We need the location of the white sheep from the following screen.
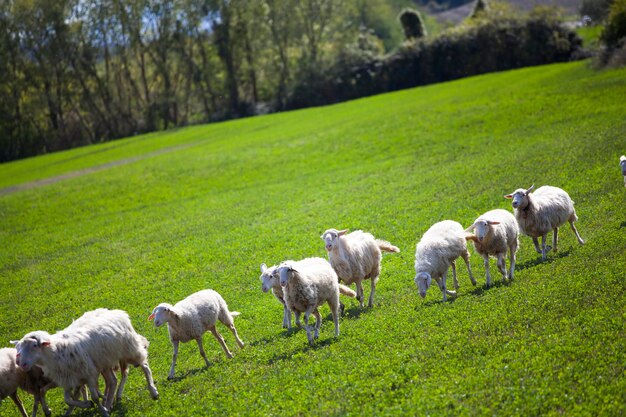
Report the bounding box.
[620,155,626,187]
[414,220,476,302]
[465,209,519,287]
[149,289,245,380]
[277,257,345,345]
[12,308,158,417]
[260,263,300,330]
[260,262,356,330]
[321,228,400,307]
[504,185,584,261]
[0,347,51,417]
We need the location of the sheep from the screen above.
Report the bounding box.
[414,220,476,302]
[504,185,584,261]
[149,289,245,380]
[0,347,52,417]
[260,263,301,330]
[12,308,158,417]
[260,262,356,330]
[321,228,400,307]
[64,308,158,407]
[620,155,626,187]
[465,209,519,287]
[277,257,349,345]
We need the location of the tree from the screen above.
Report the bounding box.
[469,0,489,19]
[398,8,426,41]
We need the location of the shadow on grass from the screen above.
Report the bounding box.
[249,327,303,347]
[267,336,339,365]
[516,248,572,271]
[620,221,626,229]
[163,365,211,383]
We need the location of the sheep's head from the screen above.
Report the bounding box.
[321,228,348,252]
[620,155,626,175]
[148,304,175,328]
[277,262,297,287]
[414,272,432,299]
[466,219,500,242]
[504,185,534,209]
[10,331,51,372]
[260,263,278,293]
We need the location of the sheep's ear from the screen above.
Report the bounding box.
[148,312,156,321]
[260,263,267,273]
[9,340,19,345]
[487,221,500,225]
[465,223,475,232]
[526,184,535,193]
[504,194,513,199]
[338,229,348,236]
[41,341,51,347]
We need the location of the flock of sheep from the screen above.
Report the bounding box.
[0,181,594,417]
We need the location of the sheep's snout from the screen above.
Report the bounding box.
[419,291,426,299]
[261,284,270,293]
[325,244,332,251]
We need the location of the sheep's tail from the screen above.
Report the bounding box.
[230,311,241,319]
[338,284,357,298]
[377,239,400,253]
[464,233,478,243]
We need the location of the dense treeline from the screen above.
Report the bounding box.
[0,0,583,162]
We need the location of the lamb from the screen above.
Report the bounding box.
[465,209,519,287]
[504,185,584,261]
[414,220,476,302]
[277,257,349,345]
[321,228,400,307]
[620,155,626,187]
[0,347,51,417]
[260,262,356,330]
[12,308,158,417]
[149,289,245,380]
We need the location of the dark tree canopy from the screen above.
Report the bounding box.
[398,8,427,40]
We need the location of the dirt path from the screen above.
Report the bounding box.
[0,143,195,197]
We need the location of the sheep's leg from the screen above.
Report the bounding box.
[139,362,159,399]
[496,253,507,281]
[209,326,234,359]
[40,382,56,417]
[196,336,213,366]
[294,311,302,328]
[368,278,377,307]
[32,391,41,417]
[483,255,492,287]
[101,368,117,412]
[443,269,457,297]
[10,392,28,417]
[115,363,129,403]
[62,387,95,413]
[63,387,82,417]
[434,277,446,302]
[509,244,517,280]
[541,234,550,261]
[569,216,585,244]
[328,296,340,337]
[303,310,315,345]
[532,237,542,254]
[227,322,245,348]
[552,228,559,253]
[168,340,179,380]
[355,280,365,307]
[282,304,291,329]
[312,308,322,339]
[450,260,459,291]
[87,383,109,417]
[461,250,476,285]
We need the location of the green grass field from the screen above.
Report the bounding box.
[1,60,625,416]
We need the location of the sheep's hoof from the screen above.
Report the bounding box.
[167,375,175,381]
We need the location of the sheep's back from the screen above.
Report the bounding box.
[336,231,381,280]
[171,290,222,341]
[415,221,467,276]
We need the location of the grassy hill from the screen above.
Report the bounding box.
[1,60,625,416]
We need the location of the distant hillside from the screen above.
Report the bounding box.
[435,0,583,24]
